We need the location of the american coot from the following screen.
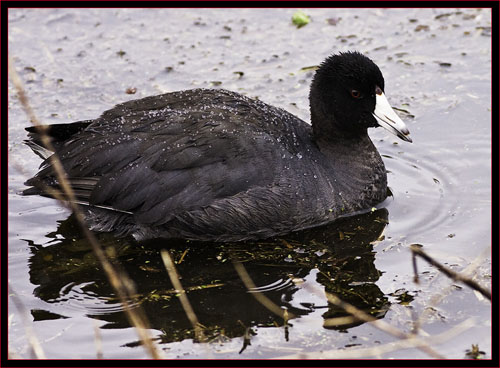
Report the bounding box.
[24,51,412,241]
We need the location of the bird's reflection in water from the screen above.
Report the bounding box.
[27,208,390,345]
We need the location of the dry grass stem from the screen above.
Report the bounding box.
[322,316,361,327]
[276,318,475,359]
[8,284,46,359]
[93,321,103,359]
[9,58,163,359]
[8,312,24,359]
[306,284,444,359]
[232,259,295,320]
[161,250,206,343]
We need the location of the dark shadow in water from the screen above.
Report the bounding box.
[26,208,390,345]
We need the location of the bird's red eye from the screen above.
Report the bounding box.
[351,90,361,99]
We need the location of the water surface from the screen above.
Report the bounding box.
[8,8,491,359]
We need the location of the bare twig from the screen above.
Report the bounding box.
[414,246,491,333]
[410,244,491,301]
[161,250,206,343]
[9,58,163,359]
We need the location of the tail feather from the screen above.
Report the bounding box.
[25,120,93,151]
[24,120,95,193]
[24,140,52,160]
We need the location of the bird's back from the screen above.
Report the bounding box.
[25,89,326,241]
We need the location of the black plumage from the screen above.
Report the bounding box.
[24,51,411,241]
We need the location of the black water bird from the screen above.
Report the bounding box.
[24,51,412,241]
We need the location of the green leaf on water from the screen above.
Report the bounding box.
[292,11,310,28]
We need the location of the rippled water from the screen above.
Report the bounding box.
[8,8,491,359]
